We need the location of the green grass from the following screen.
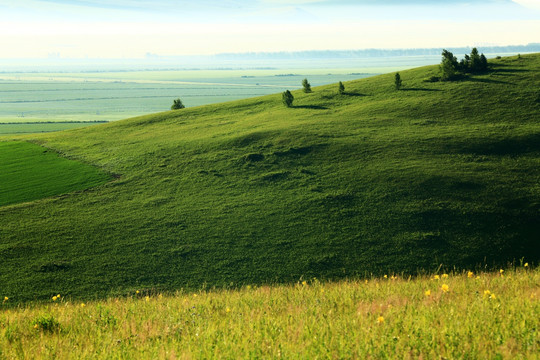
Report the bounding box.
[0,267,537,359]
[0,54,539,303]
[0,141,111,206]
[0,122,107,136]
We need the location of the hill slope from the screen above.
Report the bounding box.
[1,54,539,302]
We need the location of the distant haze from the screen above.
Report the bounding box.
[0,0,539,59]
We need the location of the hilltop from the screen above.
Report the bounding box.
[0,54,539,302]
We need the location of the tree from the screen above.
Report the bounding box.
[171,98,185,110]
[338,81,345,95]
[479,54,488,72]
[282,90,294,107]
[469,47,482,73]
[440,49,459,81]
[302,78,312,93]
[394,72,402,90]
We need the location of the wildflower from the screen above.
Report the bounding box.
[441,284,449,293]
[3,296,8,301]
[377,316,385,324]
[145,296,150,302]
[500,269,504,274]
[136,290,140,294]
[193,294,197,297]
[226,307,231,313]
[434,275,440,280]
[246,285,251,290]
[467,271,474,278]
[302,281,307,286]
[80,303,86,308]
[442,274,449,279]
[490,293,496,300]
[52,296,58,301]
[384,275,388,279]
[365,280,369,284]
[524,263,529,267]
[34,324,39,330]
[425,290,431,297]
[57,294,61,298]
[483,290,491,298]
[476,276,480,279]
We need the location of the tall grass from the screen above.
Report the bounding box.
[1,267,537,359]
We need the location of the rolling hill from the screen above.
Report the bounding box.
[1,54,539,303]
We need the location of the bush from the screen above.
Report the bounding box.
[302,78,312,93]
[32,314,61,333]
[282,90,294,107]
[338,81,345,95]
[394,72,402,90]
[171,98,185,110]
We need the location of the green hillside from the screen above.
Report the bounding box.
[1,54,539,302]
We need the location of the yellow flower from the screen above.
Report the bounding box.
[524,262,529,267]
[34,324,39,329]
[226,307,231,313]
[442,274,449,278]
[52,296,58,301]
[434,275,440,280]
[499,269,504,275]
[364,280,369,284]
[80,303,86,308]
[302,281,307,286]
[193,294,198,297]
[476,276,480,279]
[246,285,251,290]
[441,284,449,293]
[384,275,388,279]
[467,271,474,278]
[490,293,496,300]
[145,296,150,302]
[424,290,431,297]
[377,316,385,324]
[57,294,61,298]
[136,290,140,294]
[483,290,491,298]
[3,296,8,301]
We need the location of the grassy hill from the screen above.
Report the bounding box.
[1,54,539,302]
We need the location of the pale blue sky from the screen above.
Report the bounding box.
[0,0,539,58]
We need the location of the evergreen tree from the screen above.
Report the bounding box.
[171,98,185,110]
[338,81,345,95]
[440,49,459,81]
[282,90,294,107]
[394,72,402,90]
[302,78,312,93]
[480,54,488,72]
[469,47,482,73]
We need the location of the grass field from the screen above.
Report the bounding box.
[0,267,537,359]
[0,54,538,303]
[0,122,108,136]
[0,141,111,206]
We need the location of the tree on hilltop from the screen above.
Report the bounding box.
[440,49,459,81]
[338,81,345,95]
[282,90,294,107]
[302,78,312,93]
[171,98,185,110]
[394,72,402,90]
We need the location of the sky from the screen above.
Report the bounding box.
[0,0,539,58]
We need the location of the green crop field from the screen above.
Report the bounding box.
[0,54,538,304]
[0,141,111,206]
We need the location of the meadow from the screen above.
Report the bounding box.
[0,54,538,304]
[0,267,537,359]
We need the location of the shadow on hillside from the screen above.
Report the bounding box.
[465,77,510,85]
[343,92,365,97]
[401,88,442,92]
[293,105,329,110]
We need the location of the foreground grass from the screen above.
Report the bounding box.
[1,267,537,359]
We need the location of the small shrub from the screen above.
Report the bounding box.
[171,98,185,110]
[394,72,402,90]
[338,81,345,95]
[282,90,294,107]
[32,315,61,333]
[302,78,312,93]
[496,56,502,59]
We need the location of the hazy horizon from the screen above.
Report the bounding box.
[1,0,539,60]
